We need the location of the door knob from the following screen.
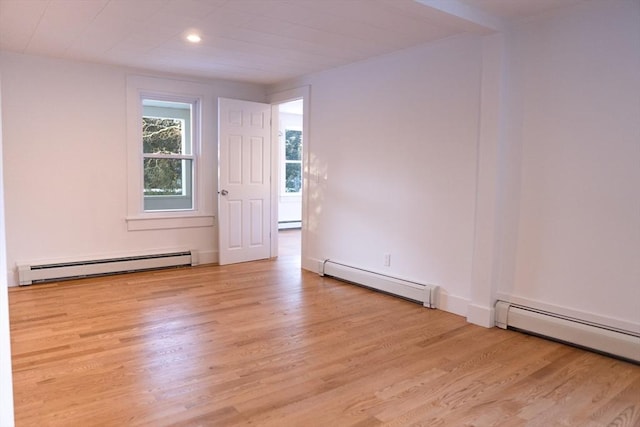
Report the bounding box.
[220,189,229,196]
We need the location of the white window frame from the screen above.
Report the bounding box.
[126,76,214,231]
[142,99,196,211]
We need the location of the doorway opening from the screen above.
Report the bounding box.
[276,99,303,259]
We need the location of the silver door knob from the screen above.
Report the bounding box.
[220,189,229,196]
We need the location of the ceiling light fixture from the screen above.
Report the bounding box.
[186,33,201,43]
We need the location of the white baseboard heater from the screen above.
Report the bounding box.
[495,301,640,364]
[320,259,438,308]
[17,251,194,286]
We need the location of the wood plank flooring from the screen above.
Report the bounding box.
[8,252,640,426]
[277,229,301,258]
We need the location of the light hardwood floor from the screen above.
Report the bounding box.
[8,248,640,426]
[277,228,301,259]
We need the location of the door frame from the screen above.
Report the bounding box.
[268,86,310,260]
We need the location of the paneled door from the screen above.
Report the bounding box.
[218,98,272,265]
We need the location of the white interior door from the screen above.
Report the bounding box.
[218,98,272,265]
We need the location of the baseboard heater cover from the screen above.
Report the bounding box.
[18,251,194,286]
[278,220,301,230]
[320,259,438,308]
[495,300,640,364]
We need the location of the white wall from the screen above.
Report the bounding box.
[499,0,640,331]
[271,1,640,330]
[0,52,266,286]
[274,35,484,315]
[0,71,15,427]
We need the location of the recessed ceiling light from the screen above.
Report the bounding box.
[186,33,201,43]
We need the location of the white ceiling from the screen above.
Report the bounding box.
[0,0,582,85]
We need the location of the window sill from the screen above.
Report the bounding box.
[126,214,215,231]
[279,194,302,201]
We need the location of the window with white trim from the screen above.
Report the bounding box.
[141,98,196,211]
[142,98,198,212]
[126,76,214,231]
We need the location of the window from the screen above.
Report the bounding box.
[283,129,302,194]
[141,98,196,211]
[126,76,214,231]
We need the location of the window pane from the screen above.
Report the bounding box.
[285,130,302,161]
[142,99,192,155]
[143,117,183,155]
[285,162,302,193]
[144,158,193,210]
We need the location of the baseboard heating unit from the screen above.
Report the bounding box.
[18,251,194,286]
[320,259,438,308]
[495,301,640,364]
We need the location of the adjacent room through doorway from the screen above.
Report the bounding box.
[277,99,303,258]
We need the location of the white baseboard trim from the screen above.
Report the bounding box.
[467,303,495,328]
[7,275,18,287]
[302,257,321,274]
[195,250,218,265]
[437,292,469,317]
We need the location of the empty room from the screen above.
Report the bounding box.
[0,0,639,425]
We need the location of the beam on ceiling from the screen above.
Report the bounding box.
[414,0,505,34]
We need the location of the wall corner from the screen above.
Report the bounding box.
[466,303,495,328]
